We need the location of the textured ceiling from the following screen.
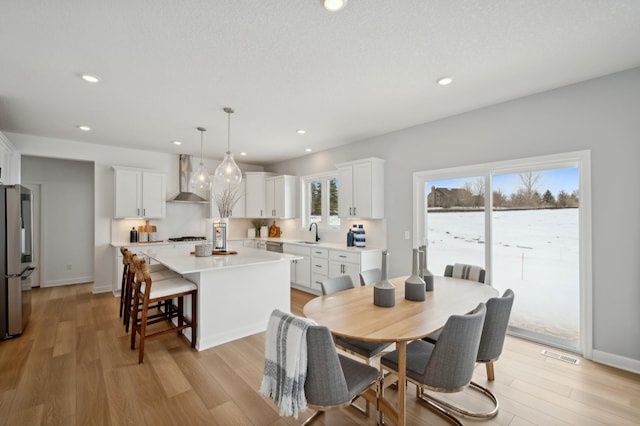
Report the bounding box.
[1,1,640,165]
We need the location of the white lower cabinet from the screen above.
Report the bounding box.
[287,244,382,294]
[310,247,329,294]
[283,244,311,291]
[328,249,382,287]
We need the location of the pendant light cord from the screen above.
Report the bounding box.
[197,126,206,164]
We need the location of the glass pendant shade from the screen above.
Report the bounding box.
[190,127,212,191]
[215,151,242,185]
[214,107,242,185]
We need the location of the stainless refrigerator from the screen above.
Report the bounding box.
[1,184,35,339]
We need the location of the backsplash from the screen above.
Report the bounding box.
[112,204,387,249]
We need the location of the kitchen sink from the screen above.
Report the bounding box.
[295,241,319,245]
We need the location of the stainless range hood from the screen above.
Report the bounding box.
[168,155,208,203]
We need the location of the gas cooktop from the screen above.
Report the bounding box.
[168,236,206,242]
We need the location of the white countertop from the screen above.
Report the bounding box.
[112,237,384,252]
[140,245,301,274]
[246,237,384,252]
[111,240,199,248]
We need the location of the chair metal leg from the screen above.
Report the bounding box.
[416,388,464,426]
[416,380,499,420]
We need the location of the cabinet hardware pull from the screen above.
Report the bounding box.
[315,264,322,268]
[339,255,347,258]
[353,207,356,215]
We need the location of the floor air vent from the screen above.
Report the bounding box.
[541,349,580,365]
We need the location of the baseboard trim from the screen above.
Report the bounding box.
[592,349,640,375]
[43,277,93,287]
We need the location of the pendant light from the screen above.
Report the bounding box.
[214,107,243,185]
[189,126,212,191]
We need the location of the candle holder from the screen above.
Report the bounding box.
[213,219,227,252]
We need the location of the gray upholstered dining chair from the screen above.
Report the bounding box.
[320,274,390,415]
[359,268,381,286]
[302,324,380,425]
[321,274,355,295]
[444,263,486,283]
[422,289,514,419]
[380,303,487,425]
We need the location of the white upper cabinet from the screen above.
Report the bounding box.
[113,167,166,218]
[266,175,298,218]
[244,172,273,218]
[336,158,385,219]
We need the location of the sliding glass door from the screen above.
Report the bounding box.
[415,152,591,355]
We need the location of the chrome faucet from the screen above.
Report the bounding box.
[309,222,320,242]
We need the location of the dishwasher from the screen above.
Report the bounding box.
[265,241,283,253]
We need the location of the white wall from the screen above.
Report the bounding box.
[22,156,94,286]
[267,67,640,370]
[5,133,262,294]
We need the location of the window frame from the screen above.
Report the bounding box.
[300,172,340,231]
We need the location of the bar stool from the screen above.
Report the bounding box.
[129,256,198,363]
[122,251,180,332]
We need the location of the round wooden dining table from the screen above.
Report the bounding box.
[303,275,498,426]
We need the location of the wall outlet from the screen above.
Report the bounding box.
[66,264,72,270]
[404,231,410,240]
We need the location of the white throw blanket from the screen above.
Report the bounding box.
[452,263,484,282]
[260,309,316,418]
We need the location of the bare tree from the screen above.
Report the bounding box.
[518,171,542,206]
[473,177,485,198]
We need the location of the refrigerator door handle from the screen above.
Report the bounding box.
[20,267,35,280]
[5,266,35,279]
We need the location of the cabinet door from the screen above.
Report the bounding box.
[265,178,276,217]
[352,162,372,218]
[273,177,285,217]
[141,172,166,218]
[329,260,361,286]
[114,169,142,218]
[245,174,267,217]
[337,166,353,217]
[295,256,311,287]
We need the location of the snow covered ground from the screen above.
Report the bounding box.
[427,208,580,341]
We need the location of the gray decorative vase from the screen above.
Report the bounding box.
[419,245,434,291]
[374,250,395,307]
[405,249,426,301]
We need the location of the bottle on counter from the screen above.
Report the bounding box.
[347,229,354,247]
[130,227,138,243]
[355,224,366,248]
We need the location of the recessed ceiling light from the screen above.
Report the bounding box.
[323,0,347,12]
[437,76,453,86]
[240,152,247,156]
[297,129,306,135]
[172,140,182,145]
[76,125,91,131]
[305,148,312,152]
[80,74,100,83]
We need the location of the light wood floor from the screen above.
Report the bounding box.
[1,283,639,425]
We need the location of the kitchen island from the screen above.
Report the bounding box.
[141,245,300,351]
